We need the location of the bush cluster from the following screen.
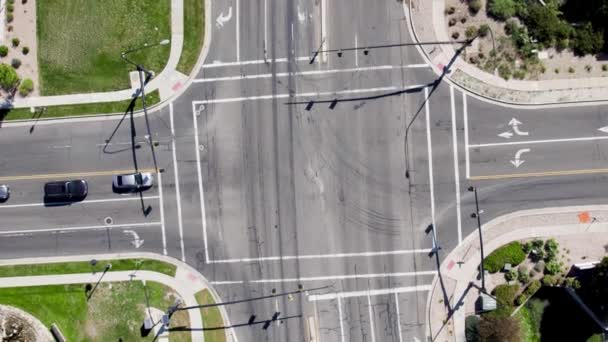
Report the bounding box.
[484,241,526,273]
[18,78,32,96]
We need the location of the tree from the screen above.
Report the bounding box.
[588,256,608,302]
[478,315,521,342]
[0,63,19,90]
[466,315,480,342]
[488,0,517,20]
[524,3,571,46]
[572,23,604,55]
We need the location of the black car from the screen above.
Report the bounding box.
[0,184,9,202]
[44,180,88,201]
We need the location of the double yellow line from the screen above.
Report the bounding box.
[470,167,608,181]
[0,168,158,182]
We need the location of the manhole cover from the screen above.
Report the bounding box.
[198,144,205,151]
[104,217,113,225]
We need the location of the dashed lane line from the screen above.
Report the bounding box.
[0,196,159,209]
[0,168,158,182]
[307,285,433,301]
[0,222,161,236]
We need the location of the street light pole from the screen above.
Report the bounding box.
[120,39,170,173]
[468,186,486,292]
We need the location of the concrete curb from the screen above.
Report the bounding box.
[0,252,236,342]
[0,0,213,127]
[425,204,608,342]
[405,0,608,107]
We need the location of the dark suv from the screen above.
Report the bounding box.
[44,180,88,202]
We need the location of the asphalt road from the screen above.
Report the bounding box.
[2,0,608,341]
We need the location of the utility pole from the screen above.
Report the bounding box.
[468,186,486,292]
[87,263,112,301]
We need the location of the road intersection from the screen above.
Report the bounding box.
[1,0,608,341]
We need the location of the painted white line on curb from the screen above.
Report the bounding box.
[338,296,346,342]
[247,271,437,283]
[192,103,210,264]
[424,87,438,245]
[463,93,471,179]
[0,196,159,209]
[0,222,162,236]
[209,248,432,264]
[450,86,463,245]
[394,293,404,342]
[157,172,167,255]
[308,285,433,301]
[192,84,427,105]
[193,65,429,83]
[469,135,608,148]
[170,103,186,262]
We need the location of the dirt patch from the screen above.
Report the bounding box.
[0,304,53,341]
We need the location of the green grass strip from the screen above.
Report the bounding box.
[0,90,160,121]
[195,289,226,342]
[177,0,205,75]
[0,258,176,278]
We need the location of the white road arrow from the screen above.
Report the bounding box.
[509,118,529,136]
[124,230,144,249]
[510,148,530,168]
[215,6,233,28]
[599,126,608,134]
[498,131,513,139]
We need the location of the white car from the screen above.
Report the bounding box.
[112,172,154,192]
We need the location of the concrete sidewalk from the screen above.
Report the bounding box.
[0,252,234,342]
[5,0,210,110]
[407,0,608,105]
[427,205,608,342]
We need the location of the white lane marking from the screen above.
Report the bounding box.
[468,135,608,148]
[511,148,531,168]
[463,93,470,179]
[192,85,428,105]
[0,222,161,236]
[209,248,432,264]
[599,126,608,133]
[498,131,513,139]
[215,6,233,28]
[264,0,268,60]
[0,196,159,209]
[321,0,327,63]
[170,103,186,262]
[368,295,377,342]
[192,103,210,264]
[394,293,404,342]
[509,118,529,136]
[308,285,432,301]
[450,86,463,245]
[204,56,313,68]
[424,87,438,246]
[157,172,167,255]
[338,296,346,342]
[194,65,428,83]
[247,271,437,283]
[236,0,240,62]
[355,35,359,67]
[210,280,245,285]
[123,229,144,248]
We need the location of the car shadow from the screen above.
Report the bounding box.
[43,197,85,207]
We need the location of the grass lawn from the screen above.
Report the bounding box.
[0,282,190,341]
[176,0,205,74]
[36,0,171,95]
[0,257,175,278]
[0,90,160,121]
[515,305,541,342]
[195,289,226,342]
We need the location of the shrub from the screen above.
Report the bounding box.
[10,58,20,69]
[0,45,8,57]
[461,16,468,24]
[505,268,517,281]
[522,241,532,254]
[568,66,575,73]
[6,3,14,12]
[524,4,571,46]
[21,0,26,3]
[446,6,456,15]
[478,315,521,342]
[484,242,526,273]
[586,65,592,72]
[452,32,460,39]
[573,23,604,56]
[469,0,482,14]
[494,284,520,307]
[529,269,537,278]
[18,78,33,96]
[563,277,581,289]
[513,69,526,80]
[525,280,542,296]
[518,266,530,283]
[466,26,479,39]
[542,274,558,286]
[21,46,28,55]
[534,260,545,273]
[11,38,19,47]
[544,238,559,262]
[545,260,561,275]
[531,239,544,250]
[6,13,13,23]
[449,18,457,27]
[6,25,12,32]
[7,0,13,4]
[603,64,608,72]
[478,24,490,38]
[0,63,19,90]
[465,316,480,342]
[554,68,560,74]
[515,294,527,306]
[488,0,517,21]
[498,63,512,80]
